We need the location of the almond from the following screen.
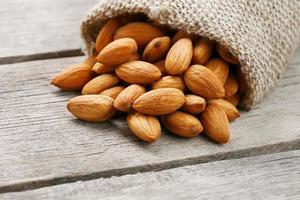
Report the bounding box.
[95,18,120,53]
[205,58,229,85]
[208,99,240,121]
[133,88,185,115]
[172,30,194,44]
[142,36,171,62]
[116,61,161,84]
[96,38,138,66]
[153,60,166,75]
[99,86,125,99]
[161,111,203,138]
[224,73,238,97]
[51,63,93,91]
[165,38,193,75]
[82,74,119,95]
[225,93,240,106]
[83,55,97,67]
[181,94,206,114]
[92,62,116,74]
[184,65,225,99]
[152,76,186,91]
[114,84,146,112]
[192,38,214,64]
[200,104,230,144]
[114,22,164,48]
[67,95,115,122]
[127,112,161,142]
[216,44,239,64]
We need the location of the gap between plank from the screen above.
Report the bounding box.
[1,140,299,194]
[0,49,84,65]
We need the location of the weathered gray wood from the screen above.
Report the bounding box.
[1,150,299,200]
[0,0,98,64]
[0,48,299,193]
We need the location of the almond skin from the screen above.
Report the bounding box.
[127,112,161,142]
[205,58,229,85]
[114,22,164,48]
[116,61,161,84]
[133,88,185,115]
[184,65,225,99]
[161,111,203,138]
[51,63,93,91]
[172,30,194,44]
[96,38,138,66]
[92,62,116,74]
[67,95,115,122]
[142,36,171,62]
[99,86,125,99]
[208,99,240,121]
[95,18,120,53]
[224,73,239,97]
[216,44,239,64]
[82,74,119,95]
[225,93,240,106]
[153,60,166,75]
[114,84,146,112]
[200,104,230,144]
[152,76,186,91]
[181,94,206,114]
[192,38,214,65]
[165,38,193,75]
[83,55,97,67]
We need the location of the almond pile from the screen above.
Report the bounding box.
[51,17,244,144]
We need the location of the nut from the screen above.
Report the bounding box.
[181,94,206,114]
[82,74,119,95]
[224,73,239,97]
[192,38,214,65]
[142,36,171,63]
[205,58,229,85]
[208,99,240,121]
[152,76,186,91]
[100,86,125,99]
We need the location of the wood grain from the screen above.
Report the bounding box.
[0,0,98,64]
[1,150,299,200]
[0,48,299,193]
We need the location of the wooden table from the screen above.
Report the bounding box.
[0,1,299,199]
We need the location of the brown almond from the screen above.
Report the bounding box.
[224,73,239,97]
[184,65,225,99]
[192,38,214,65]
[67,95,115,122]
[216,44,239,64]
[208,99,240,121]
[142,36,171,62]
[225,93,240,106]
[92,62,116,74]
[99,86,125,99]
[95,18,120,53]
[96,38,138,66]
[127,112,161,142]
[205,58,229,85]
[152,76,186,91]
[114,84,146,112]
[82,74,119,95]
[116,61,161,84]
[161,111,203,138]
[114,22,164,48]
[172,30,194,44]
[133,88,185,115]
[83,55,97,67]
[200,104,230,144]
[153,60,166,75]
[165,38,193,75]
[181,94,206,114]
[51,63,93,91]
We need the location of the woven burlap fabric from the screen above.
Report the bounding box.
[80,0,300,109]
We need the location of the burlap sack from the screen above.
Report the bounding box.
[80,0,300,109]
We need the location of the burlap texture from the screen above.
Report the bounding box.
[80,0,300,109]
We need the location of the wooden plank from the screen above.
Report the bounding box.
[1,150,299,199]
[0,48,299,193]
[0,0,98,64]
